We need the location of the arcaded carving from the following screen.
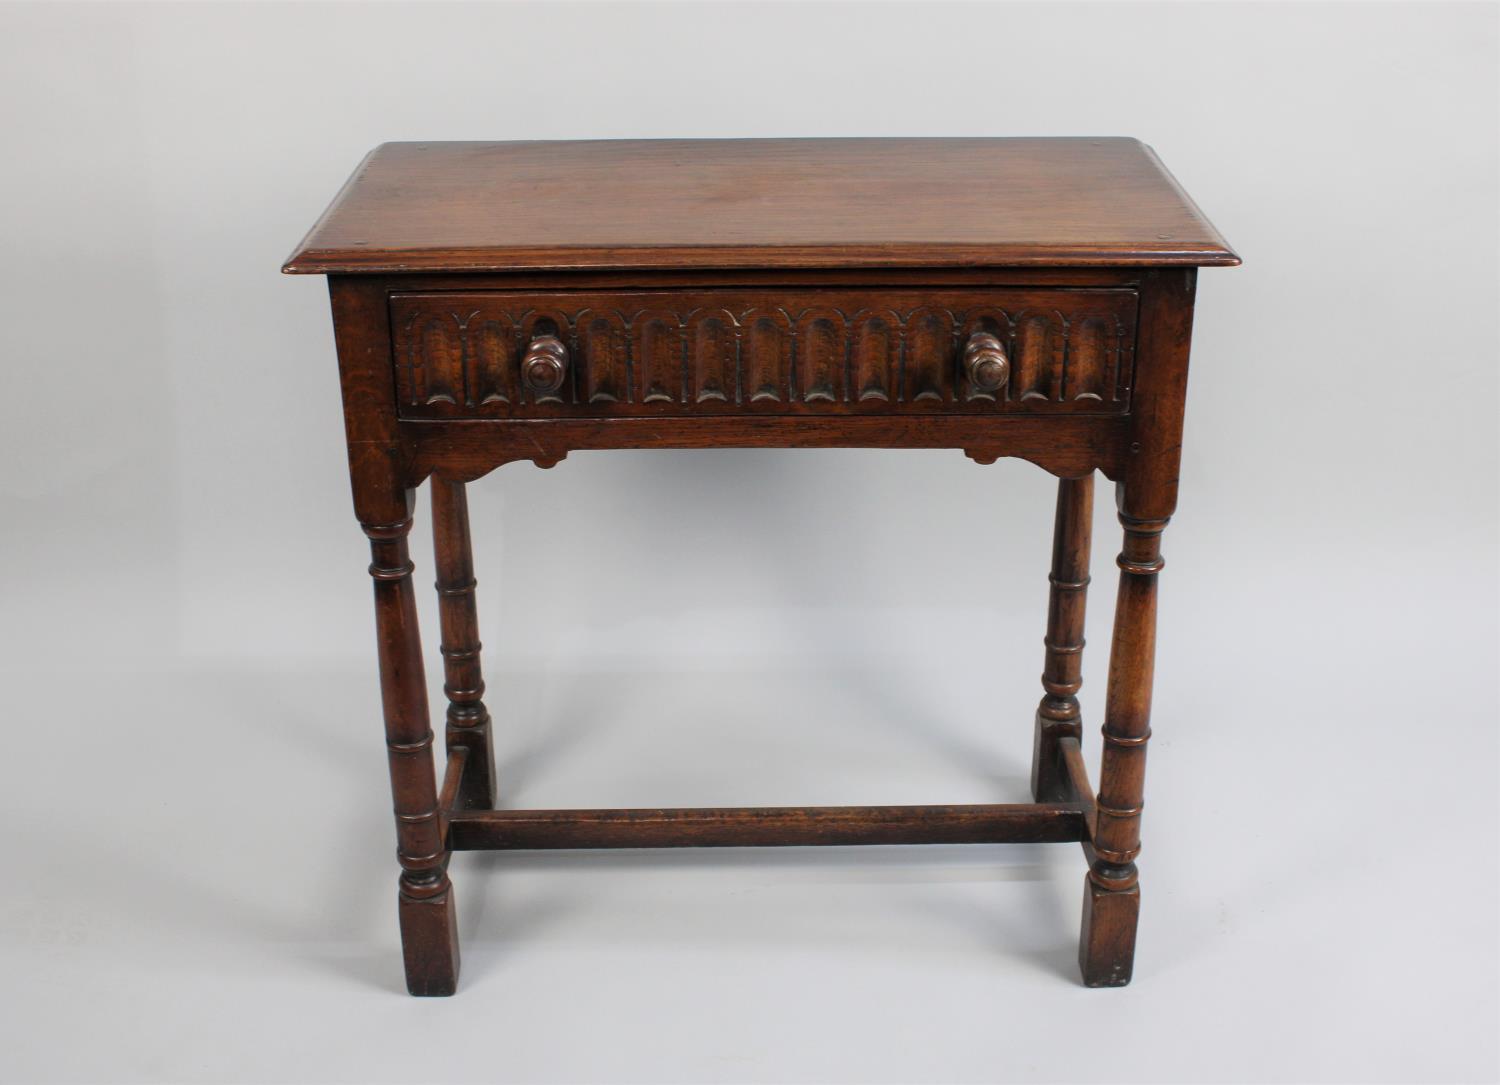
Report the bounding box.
[390,291,1136,419]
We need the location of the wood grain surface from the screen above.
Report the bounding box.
[285,139,1239,273]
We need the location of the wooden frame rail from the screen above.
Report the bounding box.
[437,746,469,818]
[439,737,1103,851]
[1058,735,1098,841]
[447,803,1089,850]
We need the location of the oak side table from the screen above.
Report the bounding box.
[284,138,1238,995]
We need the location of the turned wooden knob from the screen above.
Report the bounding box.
[521,333,568,395]
[963,331,1010,392]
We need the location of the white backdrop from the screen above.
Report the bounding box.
[1,3,1496,1082]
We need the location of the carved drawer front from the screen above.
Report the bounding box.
[389,287,1138,419]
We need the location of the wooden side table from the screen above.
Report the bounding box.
[284,138,1238,995]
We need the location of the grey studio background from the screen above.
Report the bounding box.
[1,2,1496,1083]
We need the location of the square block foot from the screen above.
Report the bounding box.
[399,885,460,996]
[1078,876,1139,987]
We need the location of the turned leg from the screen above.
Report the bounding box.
[431,479,498,811]
[1079,491,1167,987]
[364,502,459,996]
[1031,475,1093,802]
[1076,267,1199,986]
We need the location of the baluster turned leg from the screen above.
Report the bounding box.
[364,506,459,996]
[432,479,498,811]
[1031,475,1093,802]
[1079,495,1168,987]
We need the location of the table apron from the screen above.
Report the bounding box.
[399,414,1130,482]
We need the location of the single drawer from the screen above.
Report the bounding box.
[390,287,1138,419]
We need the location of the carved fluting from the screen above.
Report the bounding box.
[362,518,450,898]
[795,309,845,402]
[1031,476,1094,803]
[388,292,1138,418]
[1090,512,1169,886]
[473,316,516,405]
[576,310,628,404]
[1072,314,1133,404]
[399,314,461,406]
[431,480,496,812]
[743,309,792,403]
[851,310,898,401]
[1012,311,1062,401]
[689,309,736,402]
[904,307,954,402]
[1069,317,1106,402]
[635,310,684,403]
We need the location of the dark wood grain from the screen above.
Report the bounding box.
[448,804,1087,850]
[1031,475,1094,802]
[1057,736,1098,842]
[284,139,1239,274]
[291,140,1235,995]
[388,286,1137,419]
[1078,268,1196,988]
[330,277,460,996]
[438,746,469,815]
[962,331,1011,393]
[431,479,496,812]
[407,413,1129,485]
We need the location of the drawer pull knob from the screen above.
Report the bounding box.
[522,334,569,396]
[963,331,1010,393]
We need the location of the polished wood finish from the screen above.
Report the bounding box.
[330,274,460,996]
[1031,475,1094,803]
[387,286,1138,419]
[1079,267,1197,987]
[1057,736,1097,841]
[363,508,458,997]
[437,746,469,816]
[519,332,569,397]
[449,804,1087,851]
[283,139,1238,273]
[408,411,1127,482]
[963,330,1011,393]
[296,139,1235,995]
[431,479,496,812]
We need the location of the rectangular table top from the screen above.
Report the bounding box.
[284,138,1237,275]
